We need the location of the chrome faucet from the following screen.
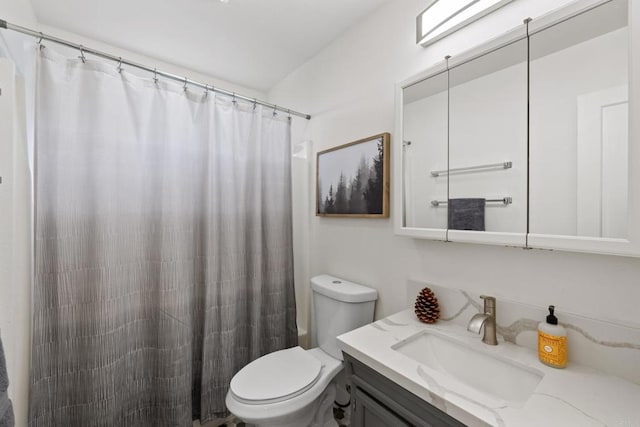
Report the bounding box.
[467,295,498,345]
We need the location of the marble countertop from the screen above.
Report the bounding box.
[337,309,640,427]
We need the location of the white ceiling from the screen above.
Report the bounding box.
[30,0,391,92]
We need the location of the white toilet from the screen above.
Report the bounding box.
[225,274,377,427]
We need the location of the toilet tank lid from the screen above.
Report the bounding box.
[311,275,378,303]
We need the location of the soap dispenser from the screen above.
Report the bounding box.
[538,305,567,368]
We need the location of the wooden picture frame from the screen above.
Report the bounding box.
[316,133,390,218]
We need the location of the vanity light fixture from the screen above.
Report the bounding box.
[417,0,515,46]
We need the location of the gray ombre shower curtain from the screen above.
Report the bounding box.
[29,46,297,426]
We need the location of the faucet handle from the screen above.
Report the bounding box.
[480,295,496,310]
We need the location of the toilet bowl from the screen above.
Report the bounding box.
[225,275,377,427]
[225,347,342,427]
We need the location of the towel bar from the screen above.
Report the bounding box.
[431,197,512,207]
[430,161,512,177]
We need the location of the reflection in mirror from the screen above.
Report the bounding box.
[402,71,448,229]
[529,0,628,238]
[448,38,528,233]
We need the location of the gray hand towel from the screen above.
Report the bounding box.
[448,198,485,231]
[0,334,14,427]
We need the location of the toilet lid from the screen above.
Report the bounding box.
[230,346,323,405]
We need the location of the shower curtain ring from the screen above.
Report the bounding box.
[287,109,291,121]
[232,92,237,106]
[184,77,188,92]
[117,57,123,73]
[37,32,45,50]
[252,99,257,111]
[273,105,278,117]
[78,46,86,63]
[204,84,209,98]
[153,68,158,85]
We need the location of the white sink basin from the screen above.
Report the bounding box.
[392,331,543,405]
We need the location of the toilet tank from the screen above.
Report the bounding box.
[311,275,377,360]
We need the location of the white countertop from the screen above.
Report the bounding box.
[337,309,640,427]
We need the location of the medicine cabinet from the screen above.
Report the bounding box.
[395,0,640,256]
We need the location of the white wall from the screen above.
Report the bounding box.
[0,3,36,427]
[0,58,31,427]
[33,26,265,101]
[0,0,38,26]
[270,0,640,338]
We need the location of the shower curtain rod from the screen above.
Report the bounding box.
[0,19,312,120]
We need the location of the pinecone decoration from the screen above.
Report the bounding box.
[414,287,440,324]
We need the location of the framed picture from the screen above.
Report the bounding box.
[316,133,390,218]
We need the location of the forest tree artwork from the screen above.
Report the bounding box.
[316,133,390,217]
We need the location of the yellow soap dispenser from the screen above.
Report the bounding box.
[538,305,567,368]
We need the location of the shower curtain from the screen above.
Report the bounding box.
[29,47,297,426]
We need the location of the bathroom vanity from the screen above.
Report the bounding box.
[337,302,640,427]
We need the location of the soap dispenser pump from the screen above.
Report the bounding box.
[538,305,567,368]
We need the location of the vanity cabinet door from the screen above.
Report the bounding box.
[352,387,411,427]
[344,352,466,427]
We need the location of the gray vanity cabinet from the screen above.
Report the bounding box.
[352,387,410,427]
[343,353,465,427]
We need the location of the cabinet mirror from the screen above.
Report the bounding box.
[528,0,632,253]
[402,70,448,234]
[396,0,640,256]
[447,37,528,244]
[397,31,528,245]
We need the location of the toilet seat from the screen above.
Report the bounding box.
[229,346,323,405]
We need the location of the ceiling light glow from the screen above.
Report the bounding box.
[417,0,515,47]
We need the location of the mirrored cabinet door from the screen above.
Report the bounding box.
[447,37,528,244]
[402,71,449,233]
[528,0,634,254]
